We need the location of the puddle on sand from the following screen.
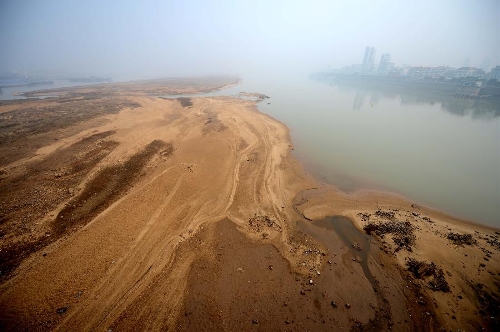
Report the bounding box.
[300,216,376,290]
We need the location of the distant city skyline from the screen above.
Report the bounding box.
[327,46,498,76]
[1,0,498,79]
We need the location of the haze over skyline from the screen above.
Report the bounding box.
[1,0,499,80]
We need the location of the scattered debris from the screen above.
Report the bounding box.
[357,213,371,221]
[248,215,282,233]
[486,234,500,251]
[406,258,450,292]
[447,232,476,246]
[375,210,395,220]
[364,220,415,252]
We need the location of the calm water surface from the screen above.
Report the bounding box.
[207,74,499,227]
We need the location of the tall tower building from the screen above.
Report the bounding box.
[362,46,376,74]
[378,53,391,75]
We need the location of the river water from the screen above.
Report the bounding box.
[188,74,499,227]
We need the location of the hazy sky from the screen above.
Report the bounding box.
[1,0,498,79]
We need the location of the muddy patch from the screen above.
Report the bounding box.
[304,216,395,331]
[313,217,373,282]
[174,218,369,331]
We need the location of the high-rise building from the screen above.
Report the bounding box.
[378,54,391,75]
[362,46,376,74]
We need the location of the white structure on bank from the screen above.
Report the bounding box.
[487,66,500,81]
[454,67,485,79]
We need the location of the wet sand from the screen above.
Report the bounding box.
[0,77,498,331]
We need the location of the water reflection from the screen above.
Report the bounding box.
[352,89,366,110]
[330,81,500,119]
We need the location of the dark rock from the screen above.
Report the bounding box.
[345,303,351,309]
[406,258,450,292]
[56,306,69,315]
[331,301,338,308]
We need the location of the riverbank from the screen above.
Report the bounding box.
[0,78,498,331]
[313,74,500,101]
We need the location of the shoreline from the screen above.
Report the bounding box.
[256,90,498,230]
[0,79,498,331]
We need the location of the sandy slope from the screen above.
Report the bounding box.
[0,80,498,331]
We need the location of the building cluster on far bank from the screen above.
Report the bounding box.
[332,46,500,83]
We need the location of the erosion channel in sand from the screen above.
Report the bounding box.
[0,77,498,331]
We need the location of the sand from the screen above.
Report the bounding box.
[0,77,498,331]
